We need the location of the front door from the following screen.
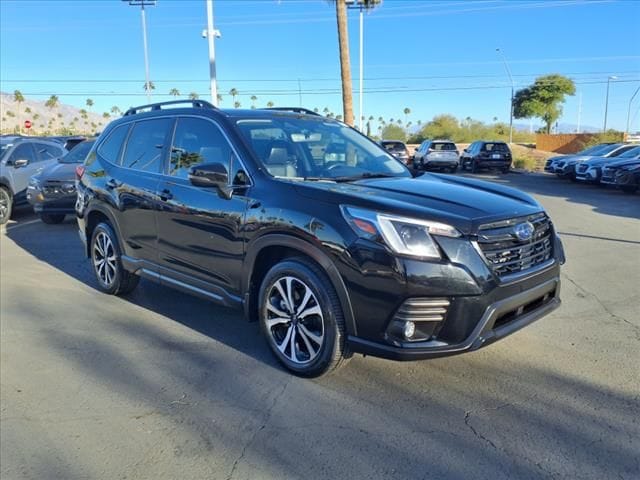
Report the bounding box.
[155,116,250,297]
[7,143,40,196]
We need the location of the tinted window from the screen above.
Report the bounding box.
[9,143,37,163]
[381,141,406,151]
[430,142,457,151]
[60,140,95,164]
[591,144,622,156]
[122,118,172,172]
[609,145,637,157]
[35,143,65,162]
[481,143,509,152]
[98,124,130,164]
[169,117,232,179]
[616,146,640,158]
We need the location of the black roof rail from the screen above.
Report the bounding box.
[124,99,216,116]
[262,107,321,116]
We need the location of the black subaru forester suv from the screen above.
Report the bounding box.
[76,100,564,377]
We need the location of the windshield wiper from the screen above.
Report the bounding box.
[333,172,399,182]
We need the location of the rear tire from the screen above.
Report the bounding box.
[0,187,12,225]
[259,257,349,377]
[90,222,139,295]
[501,167,510,174]
[471,160,479,173]
[620,185,638,194]
[40,213,65,224]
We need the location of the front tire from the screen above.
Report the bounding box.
[259,258,349,377]
[471,159,479,173]
[40,213,65,224]
[0,187,12,225]
[620,185,638,194]
[90,222,139,295]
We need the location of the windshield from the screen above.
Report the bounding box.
[431,142,457,151]
[615,145,640,158]
[59,140,94,164]
[236,117,410,181]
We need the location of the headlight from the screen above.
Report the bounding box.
[341,206,461,259]
[28,177,41,188]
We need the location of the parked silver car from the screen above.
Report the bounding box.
[0,136,67,224]
[413,140,460,172]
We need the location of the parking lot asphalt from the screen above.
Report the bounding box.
[1,172,639,480]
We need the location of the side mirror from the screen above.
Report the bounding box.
[188,162,232,199]
[463,148,468,153]
[14,159,29,168]
[413,147,418,152]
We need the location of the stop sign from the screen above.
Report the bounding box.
[24,120,32,129]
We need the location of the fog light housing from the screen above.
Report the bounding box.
[403,321,416,339]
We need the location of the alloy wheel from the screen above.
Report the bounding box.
[264,276,325,365]
[93,231,117,287]
[0,189,9,224]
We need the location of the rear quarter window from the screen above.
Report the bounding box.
[97,124,131,164]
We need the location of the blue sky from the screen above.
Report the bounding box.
[1,0,639,131]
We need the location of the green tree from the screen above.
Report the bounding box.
[250,95,258,109]
[419,114,460,140]
[217,93,223,104]
[169,88,180,97]
[513,74,576,134]
[188,92,199,100]
[111,106,121,117]
[267,101,275,108]
[86,98,94,112]
[381,124,406,142]
[103,112,110,119]
[233,101,241,109]
[143,81,156,93]
[403,107,411,124]
[332,0,381,126]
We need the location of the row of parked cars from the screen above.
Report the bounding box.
[380,139,513,173]
[544,143,640,193]
[0,134,91,224]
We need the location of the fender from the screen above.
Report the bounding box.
[81,202,125,258]
[243,233,357,336]
[0,177,13,195]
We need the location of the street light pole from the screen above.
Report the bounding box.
[124,1,155,103]
[204,0,219,106]
[625,85,640,137]
[603,75,617,132]
[496,48,514,144]
[359,7,363,131]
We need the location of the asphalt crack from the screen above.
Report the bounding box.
[226,379,291,480]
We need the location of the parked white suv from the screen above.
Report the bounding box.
[0,136,66,224]
[413,140,460,172]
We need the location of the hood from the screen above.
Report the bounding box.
[294,174,542,235]
[565,155,597,165]
[38,161,78,182]
[581,156,623,168]
[606,159,640,170]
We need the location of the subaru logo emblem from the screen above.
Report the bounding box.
[514,222,535,241]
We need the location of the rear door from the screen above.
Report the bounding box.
[155,116,250,296]
[116,117,173,263]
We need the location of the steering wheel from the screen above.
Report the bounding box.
[325,163,344,171]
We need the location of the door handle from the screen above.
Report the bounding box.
[159,188,173,201]
[105,178,121,189]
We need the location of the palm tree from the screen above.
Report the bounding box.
[143,81,156,93]
[229,88,239,104]
[188,92,199,100]
[323,107,330,115]
[267,101,275,108]
[169,88,180,98]
[103,112,110,119]
[332,0,381,126]
[13,90,24,133]
[313,107,319,113]
[336,114,343,121]
[250,95,258,109]
[86,98,94,113]
[233,101,241,109]
[403,107,411,124]
[111,106,121,117]
[217,93,223,104]
[45,95,59,127]
[417,120,422,127]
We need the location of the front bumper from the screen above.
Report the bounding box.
[348,277,560,360]
[27,186,76,214]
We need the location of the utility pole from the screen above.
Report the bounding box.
[626,85,640,137]
[203,0,220,106]
[603,75,617,132]
[298,79,302,107]
[496,48,514,144]
[358,7,364,131]
[124,1,156,103]
[576,91,582,133]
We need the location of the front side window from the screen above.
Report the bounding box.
[236,117,409,181]
[121,118,172,172]
[98,124,130,164]
[169,117,233,179]
[9,143,37,164]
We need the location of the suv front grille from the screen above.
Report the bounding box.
[477,214,553,278]
[601,167,615,183]
[576,164,589,174]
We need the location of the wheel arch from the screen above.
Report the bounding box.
[242,234,357,336]
[83,204,123,258]
[0,177,13,195]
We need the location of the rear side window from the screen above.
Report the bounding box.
[98,124,130,164]
[34,143,65,161]
[169,117,232,179]
[121,118,172,173]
